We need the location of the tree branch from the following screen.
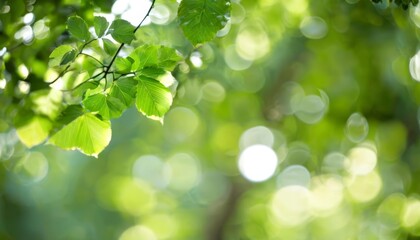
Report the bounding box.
[206,179,250,240]
[104,0,156,77]
[134,0,156,32]
[49,39,97,85]
[50,0,155,87]
[79,52,105,67]
[61,71,105,92]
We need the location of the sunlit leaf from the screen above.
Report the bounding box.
[135,75,173,122]
[83,93,126,119]
[16,115,52,147]
[49,45,73,67]
[108,19,135,44]
[130,45,183,71]
[29,89,63,120]
[83,93,107,116]
[81,55,103,76]
[67,16,90,41]
[106,96,127,118]
[72,81,101,97]
[178,0,230,45]
[49,113,111,157]
[109,77,137,106]
[115,57,134,73]
[94,16,109,37]
[157,46,184,70]
[139,67,167,79]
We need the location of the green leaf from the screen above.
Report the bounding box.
[49,45,73,67]
[16,115,52,148]
[106,96,127,118]
[10,0,25,21]
[29,89,63,120]
[115,57,134,73]
[48,113,111,157]
[135,76,173,122]
[81,55,103,76]
[94,16,109,37]
[72,81,100,97]
[92,0,113,12]
[130,45,183,71]
[83,93,106,115]
[55,105,85,126]
[178,0,230,45]
[109,77,137,106]
[103,38,118,55]
[67,16,91,41]
[157,47,184,70]
[60,49,77,65]
[139,67,167,79]
[83,93,126,119]
[108,19,135,44]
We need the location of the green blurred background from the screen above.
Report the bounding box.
[2,0,420,239]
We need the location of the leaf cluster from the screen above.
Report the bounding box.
[9,0,231,156]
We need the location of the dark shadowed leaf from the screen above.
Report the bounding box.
[55,105,85,126]
[60,49,77,65]
[49,45,74,67]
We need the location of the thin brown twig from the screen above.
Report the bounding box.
[49,39,97,85]
[104,0,156,78]
[49,0,155,88]
[79,52,105,67]
[61,71,105,92]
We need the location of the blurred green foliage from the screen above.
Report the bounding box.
[2,0,420,239]
[372,0,418,10]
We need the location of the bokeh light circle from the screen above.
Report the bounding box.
[238,144,278,182]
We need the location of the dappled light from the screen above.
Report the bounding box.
[345,143,377,175]
[277,165,311,188]
[13,151,49,183]
[346,112,369,143]
[300,16,328,39]
[238,144,278,182]
[235,22,270,61]
[224,44,253,70]
[271,185,312,227]
[119,225,157,240]
[346,170,382,203]
[239,126,274,149]
[165,153,201,192]
[2,0,420,239]
[410,50,420,81]
[112,0,152,26]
